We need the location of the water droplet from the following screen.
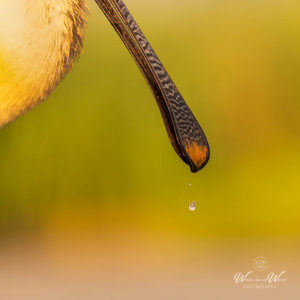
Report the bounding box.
[189,201,196,211]
[188,183,192,187]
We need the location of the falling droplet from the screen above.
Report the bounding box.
[189,201,196,211]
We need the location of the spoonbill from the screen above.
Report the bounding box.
[0,0,209,172]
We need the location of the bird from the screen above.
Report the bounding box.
[0,0,209,172]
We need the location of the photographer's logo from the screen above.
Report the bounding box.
[253,256,268,271]
[233,257,287,289]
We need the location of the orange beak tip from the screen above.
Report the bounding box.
[184,142,210,173]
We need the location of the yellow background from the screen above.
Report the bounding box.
[0,0,299,298]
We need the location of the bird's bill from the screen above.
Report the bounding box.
[94,0,210,172]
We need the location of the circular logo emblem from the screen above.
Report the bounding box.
[253,256,268,271]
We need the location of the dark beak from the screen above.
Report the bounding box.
[95,0,210,172]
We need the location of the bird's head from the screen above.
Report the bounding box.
[0,0,88,127]
[0,0,209,172]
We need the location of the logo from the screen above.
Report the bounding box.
[233,257,287,289]
[253,256,268,271]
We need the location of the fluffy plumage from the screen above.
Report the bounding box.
[0,0,88,127]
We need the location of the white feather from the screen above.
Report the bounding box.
[0,0,87,127]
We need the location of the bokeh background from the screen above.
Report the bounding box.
[0,0,299,298]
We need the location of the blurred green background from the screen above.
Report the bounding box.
[0,0,299,298]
